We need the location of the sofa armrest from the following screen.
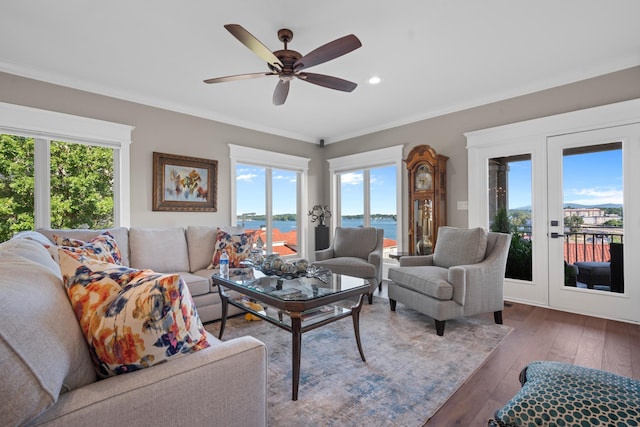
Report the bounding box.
[32,335,267,427]
[399,255,434,267]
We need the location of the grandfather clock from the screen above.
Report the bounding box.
[406,145,448,255]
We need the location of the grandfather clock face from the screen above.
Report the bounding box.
[414,164,432,191]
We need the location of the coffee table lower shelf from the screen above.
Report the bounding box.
[215,278,367,401]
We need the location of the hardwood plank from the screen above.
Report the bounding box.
[573,315,606,369]
[603,320,633,377]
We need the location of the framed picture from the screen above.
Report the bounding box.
[152,152,217,212]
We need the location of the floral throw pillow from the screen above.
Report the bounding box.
[53,231,123,265]
[59,249,210,377]
[209,228,257,268]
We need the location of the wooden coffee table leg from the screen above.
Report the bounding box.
[291,313,303,401]
[351,293,366,362]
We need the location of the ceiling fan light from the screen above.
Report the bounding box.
[368,76,381,85]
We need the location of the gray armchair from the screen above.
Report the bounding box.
[313,227,384,304]
[388,226,511,336]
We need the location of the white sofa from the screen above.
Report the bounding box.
[0,232,267,426]
[36,226,246,323]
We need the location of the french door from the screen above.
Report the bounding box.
[547,124,640,321]
[466,99,640,324]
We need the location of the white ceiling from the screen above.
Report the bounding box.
[2,1,639,144]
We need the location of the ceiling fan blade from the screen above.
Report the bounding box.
[224,24,283,69]
[297,72,357,92]
[293,34,362,71]
[204,72,276,84]
[272,80,290,105]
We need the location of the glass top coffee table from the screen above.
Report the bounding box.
[212,269,369,401]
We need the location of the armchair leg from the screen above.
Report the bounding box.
[378,281,382,292]
[389,298,396,311]
[494,311,503,325]
[435,320,445,336]
[367,292,373,304]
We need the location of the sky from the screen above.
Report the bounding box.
[507,147,623,209]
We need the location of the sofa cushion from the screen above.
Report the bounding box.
[37,227,130,266]
[129,227,190,273]
[52,231,123,264]
[388,266,453,300]
[433,226,488,268]
[59,250,210,377]
[0,239,96,426]
[333,227,378,259]
[186,226,245,272]
[178,271,211,297]
[210,228,257,268]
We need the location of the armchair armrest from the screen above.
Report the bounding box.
[399,255,435,267]
[314,247,335,261]
[33,335,268,426]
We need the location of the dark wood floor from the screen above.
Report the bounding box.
[424,301,640,426]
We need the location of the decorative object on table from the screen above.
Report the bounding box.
[153,152,217,212]
[308,204,332,226]
[243,254,313,279]
[405,144,448,255]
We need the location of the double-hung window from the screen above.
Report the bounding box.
[0,103,132,241]
[230,144,309,259]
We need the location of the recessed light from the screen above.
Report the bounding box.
[368,76,381,85]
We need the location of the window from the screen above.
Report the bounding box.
[0,102,132,241]
[328,146,403,260]
[230,144,309,258]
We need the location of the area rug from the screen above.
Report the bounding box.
[204,297,511,427]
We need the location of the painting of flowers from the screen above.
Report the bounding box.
[153,152,217,211]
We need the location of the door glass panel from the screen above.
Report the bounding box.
[562,143,623,292]
[489,155,532,281]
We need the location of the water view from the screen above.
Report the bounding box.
[241,218,398,241]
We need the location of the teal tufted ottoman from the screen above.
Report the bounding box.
[489,361,640,426]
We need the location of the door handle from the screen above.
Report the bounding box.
[550,232,565,238]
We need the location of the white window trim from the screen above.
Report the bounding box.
[327,145,404,252]
[0,102,134,227]
[228,144,310,257]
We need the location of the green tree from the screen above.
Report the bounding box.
[0,134,35,241]
[564,215,583,232]
[49,141,114,229]
[0,135,114,242]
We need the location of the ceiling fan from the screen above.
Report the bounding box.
[204,24,362,106]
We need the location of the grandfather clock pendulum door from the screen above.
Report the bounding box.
[406,145,448,255]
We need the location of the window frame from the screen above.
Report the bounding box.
[327,145,404,252]
[0,102,133,228]
[229,144,310,257]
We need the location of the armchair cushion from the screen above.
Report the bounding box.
[388,266,453,300]
[316,256,377,279]
[333,227,378,259]
[433,226,488,268]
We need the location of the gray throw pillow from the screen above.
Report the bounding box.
[433,226,488,268]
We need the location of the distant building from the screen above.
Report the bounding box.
[563,208,621,226]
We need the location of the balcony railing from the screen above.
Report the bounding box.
[563,228,624,263]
